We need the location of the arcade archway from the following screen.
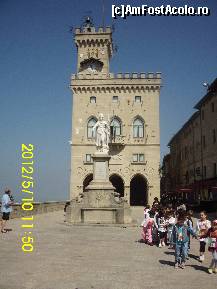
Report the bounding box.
[109,174,124,198]
[83,174,93,192]
[130,174,148,206]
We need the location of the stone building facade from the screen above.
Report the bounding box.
[69,20,161,206]
[166,78,217,201]
[160,153,172,195]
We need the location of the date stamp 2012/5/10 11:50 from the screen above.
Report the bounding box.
[21,144,34,252]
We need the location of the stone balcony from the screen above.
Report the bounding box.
[109,135,125,146]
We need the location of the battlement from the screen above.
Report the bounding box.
[75,26,112,35]
[71,72,162,80]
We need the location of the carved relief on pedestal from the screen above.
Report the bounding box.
[96,191,104,202]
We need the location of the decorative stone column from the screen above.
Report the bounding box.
[124,186,130,204]
[85,152,115,208]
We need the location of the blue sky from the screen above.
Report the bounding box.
[0,0,216,202]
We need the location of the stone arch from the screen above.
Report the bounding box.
[83,173,93,192]
[132,115,145,123]
[126,86,130,93]
[130,174,148,206]
[92,87,96,93]
[87,115,97,122]
[109,174,125,198]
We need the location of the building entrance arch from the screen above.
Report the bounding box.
[130,174,148,206]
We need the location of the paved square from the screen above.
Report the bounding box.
[0,209,216,289]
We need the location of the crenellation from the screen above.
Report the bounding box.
[117,73,123,79]
[75,28,81,34]
[105,27,112,33]
[72,72,161,80]
[75,26,112,35]
[147,73,154,78]
[72,72,162,82]
[124,73,130,78]
[83,27,95,33]
[86,73,92,79]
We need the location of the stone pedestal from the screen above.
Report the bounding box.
[66,152,132,225]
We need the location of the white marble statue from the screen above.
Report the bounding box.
[93,113,110,153]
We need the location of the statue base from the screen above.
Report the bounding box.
[66,152,132,225]
[66,203,132,225]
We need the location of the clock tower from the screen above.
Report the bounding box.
[69,17,162,210]
[75,17,113,74]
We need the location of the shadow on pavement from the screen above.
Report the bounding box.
[159,260,174,267]
[188,264,208,273]
[188,253,199,261]
[164,251,174,256]
[5,228,12,232]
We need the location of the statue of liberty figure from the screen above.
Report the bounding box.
[93,113,110,153]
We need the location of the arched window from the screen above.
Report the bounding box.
[111,118,121,137]
[90,96,96,103]
[87,118,97,138]
[133,118,144,138]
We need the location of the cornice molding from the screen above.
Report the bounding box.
[71,85,160,93]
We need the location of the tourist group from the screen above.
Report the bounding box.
[139,197,217,273]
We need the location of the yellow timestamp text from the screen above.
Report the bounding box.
[21,144,34,252]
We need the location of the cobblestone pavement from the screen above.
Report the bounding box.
[0,208,216,289]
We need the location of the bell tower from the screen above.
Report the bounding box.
[74,17,113,75]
